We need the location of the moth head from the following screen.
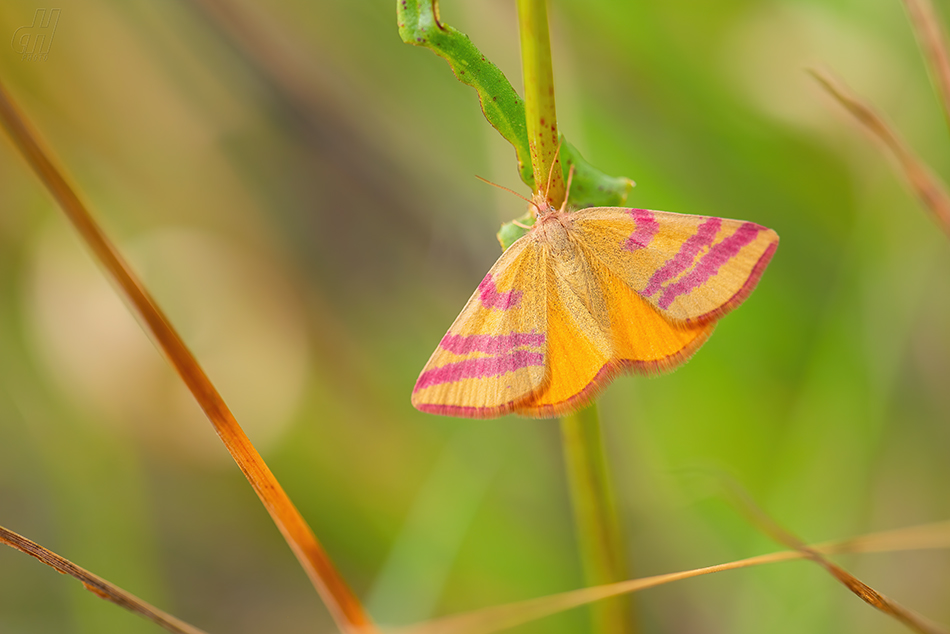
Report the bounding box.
[530,191,557,217]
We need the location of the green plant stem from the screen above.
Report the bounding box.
[515,2,633,631]
[517,0,565,205]
[561,404,634,634]
[397,0,635,251]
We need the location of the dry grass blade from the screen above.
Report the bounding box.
[826,521,950,555]
[0,80,376,634]
[0,525,208,634]
[810,67,950,238]
[390,520,950,634]
[726,484,948,634]
[903,0,950,131]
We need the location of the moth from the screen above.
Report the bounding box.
[412,173,778,418]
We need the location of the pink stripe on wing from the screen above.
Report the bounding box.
[624,209,659,251]
[414,350,545,391]
[478,274,522,310]
[439,332,545,355]
[657,222,764,309]
[643,217,721,297]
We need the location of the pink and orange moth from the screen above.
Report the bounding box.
[412,179,778,419]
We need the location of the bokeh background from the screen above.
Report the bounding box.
[1,0,948,633]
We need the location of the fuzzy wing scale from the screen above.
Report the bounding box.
[515,228,713,418]
[411,237,548,418]
[571,207,778,324]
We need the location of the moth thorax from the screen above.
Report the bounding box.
[534,209,574,254]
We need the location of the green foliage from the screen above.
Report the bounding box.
[398,0,634,252]
[495,211,535,251]
[397,0,533,186]
[1,1,949,633]
[497,140,635,250]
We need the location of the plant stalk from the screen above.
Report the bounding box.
[517,0,565,205]
[515,2,634,631]
[561,404,634,634]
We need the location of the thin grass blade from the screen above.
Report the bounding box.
[811,67,950,238]
[0,79,376,634]
[389,520,950,634]
[725,482,948,634]
[0,525,208,634]
[903,0,950,132]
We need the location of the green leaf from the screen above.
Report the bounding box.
[397,0,533,186]
[496,141,635,250]
[496,212,535,250]
[398,1,636,251]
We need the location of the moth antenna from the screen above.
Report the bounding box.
[475,175,542,214]
[559,164,576,213]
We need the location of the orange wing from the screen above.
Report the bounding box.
[514,225,713,418]
[411,236,549,418]
[570,207,779,324]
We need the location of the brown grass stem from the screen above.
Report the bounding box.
[903,0,950,133]
[810,67,950,238]
[0,525,209,634]
[725,483,948,634]
[0,78,376,634]
[394,520,950,634]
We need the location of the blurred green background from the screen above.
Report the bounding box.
[1,0,948,633]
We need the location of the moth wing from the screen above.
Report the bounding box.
[516,233,713,418]
[515,237,612,417]
[412,236,548,418]
[570,207,778,323]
